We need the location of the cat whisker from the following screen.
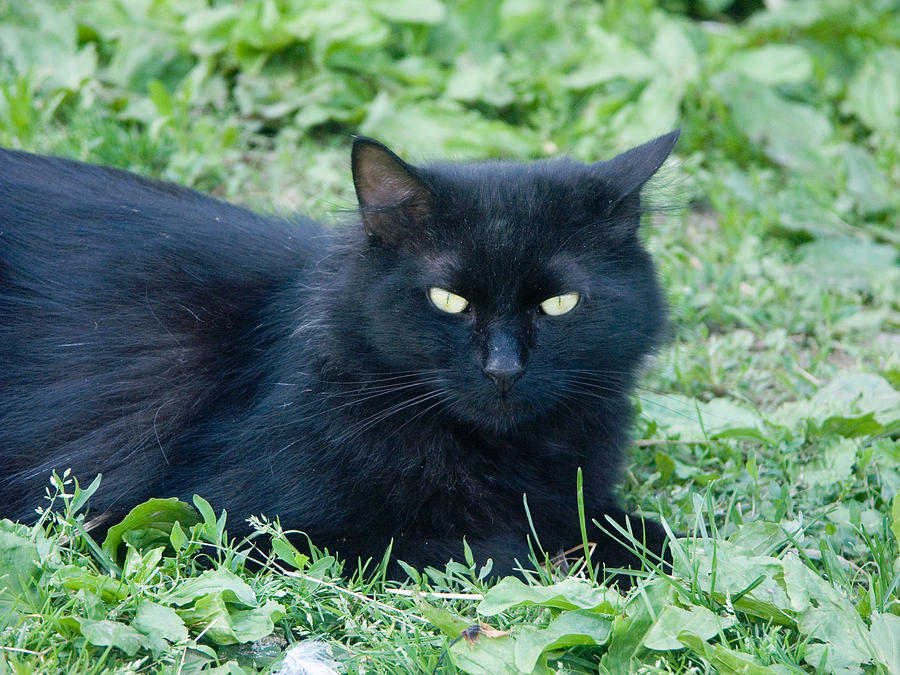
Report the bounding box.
[321,378,447,404]
[333,389,448,446]
[319,369,444,386]
[381,394,454,443]
[563,376,628,391]
[556,384,613,402]
[321,376,446,399]
[559,380,718,426]
[264,377,447,433]
[551,368,640,377]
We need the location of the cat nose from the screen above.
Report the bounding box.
[483,330,524,394]
[484,362,524,394]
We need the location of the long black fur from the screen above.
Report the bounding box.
[0,133,678,576]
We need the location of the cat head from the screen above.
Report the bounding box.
[342,133,678,433]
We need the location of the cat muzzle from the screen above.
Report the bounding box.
[483,331,525,394]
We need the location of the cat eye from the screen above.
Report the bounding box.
[429,287,469,314]
[539,292,580,316]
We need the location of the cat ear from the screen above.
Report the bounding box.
[598,130,680,202]
[588,130,679,241]
[351,137,432,246]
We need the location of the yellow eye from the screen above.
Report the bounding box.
[539,292,579,316]
[429,287,469,314]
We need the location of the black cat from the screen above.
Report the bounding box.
[0,132,677,577]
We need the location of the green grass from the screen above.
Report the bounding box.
[1,0,899,672]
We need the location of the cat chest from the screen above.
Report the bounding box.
[366,433,551,527]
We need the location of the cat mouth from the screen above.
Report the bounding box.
[462,393,537,430]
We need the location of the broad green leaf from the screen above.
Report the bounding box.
[445,54,516,107]
[770,186,852,239]
[369,0,446,24]
[163,567,258,607]
[724,45,812,85]
[773,372,900,434]
[714,73,831,170]
[76,618,148,656]
[477,576,620,616]
[68,474,103,515]
[679,634,781,674]
[204,662,249,675]
[360,93,539,158]
[148,79,172,117]
[450,631,545,675]
[514,610,612,672]
[746,0,822,30]
[53,565,130,603]
[842,144,895,215]
[675,540,792,624]
[182,6,240,49]
[122,545,164,583]
[608,75,685,151]
[802,615,869,675]
[414,595,469,636]
[798,437,858,487]
[231,4,296,52]
[229,599,285,643]
[643,604,732,651]
[782,555,871,673]
[305,555,337,580]
[815,373,900,426]
[844,47,900,134]
[132,600,189,654]
[102,497,201,562]
[826,504,885,537]
[267,72,371,128]
[640,393,762,440]
[869,613,900,673]
[654,451,676,483]
[192,494,217,526]
[497,0,548,37]
[0,521,42,625]
[781,553,847,612]
[170,520,187,551]
[820,412,884,439]
[602,579,670,671]
[0,3,95,92]
[74,587,106,620]
[796,239,900,291]
[563,30,655,89]
[429,0,503,62]
[834,309,891,336]
[177,593,284,645]
[726,521,791,557]
[271,537,309,570]
[651,21,699,84]
[100,29,185,93]
[283,2,389,56]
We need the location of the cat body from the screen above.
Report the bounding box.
[0,133,677,575]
